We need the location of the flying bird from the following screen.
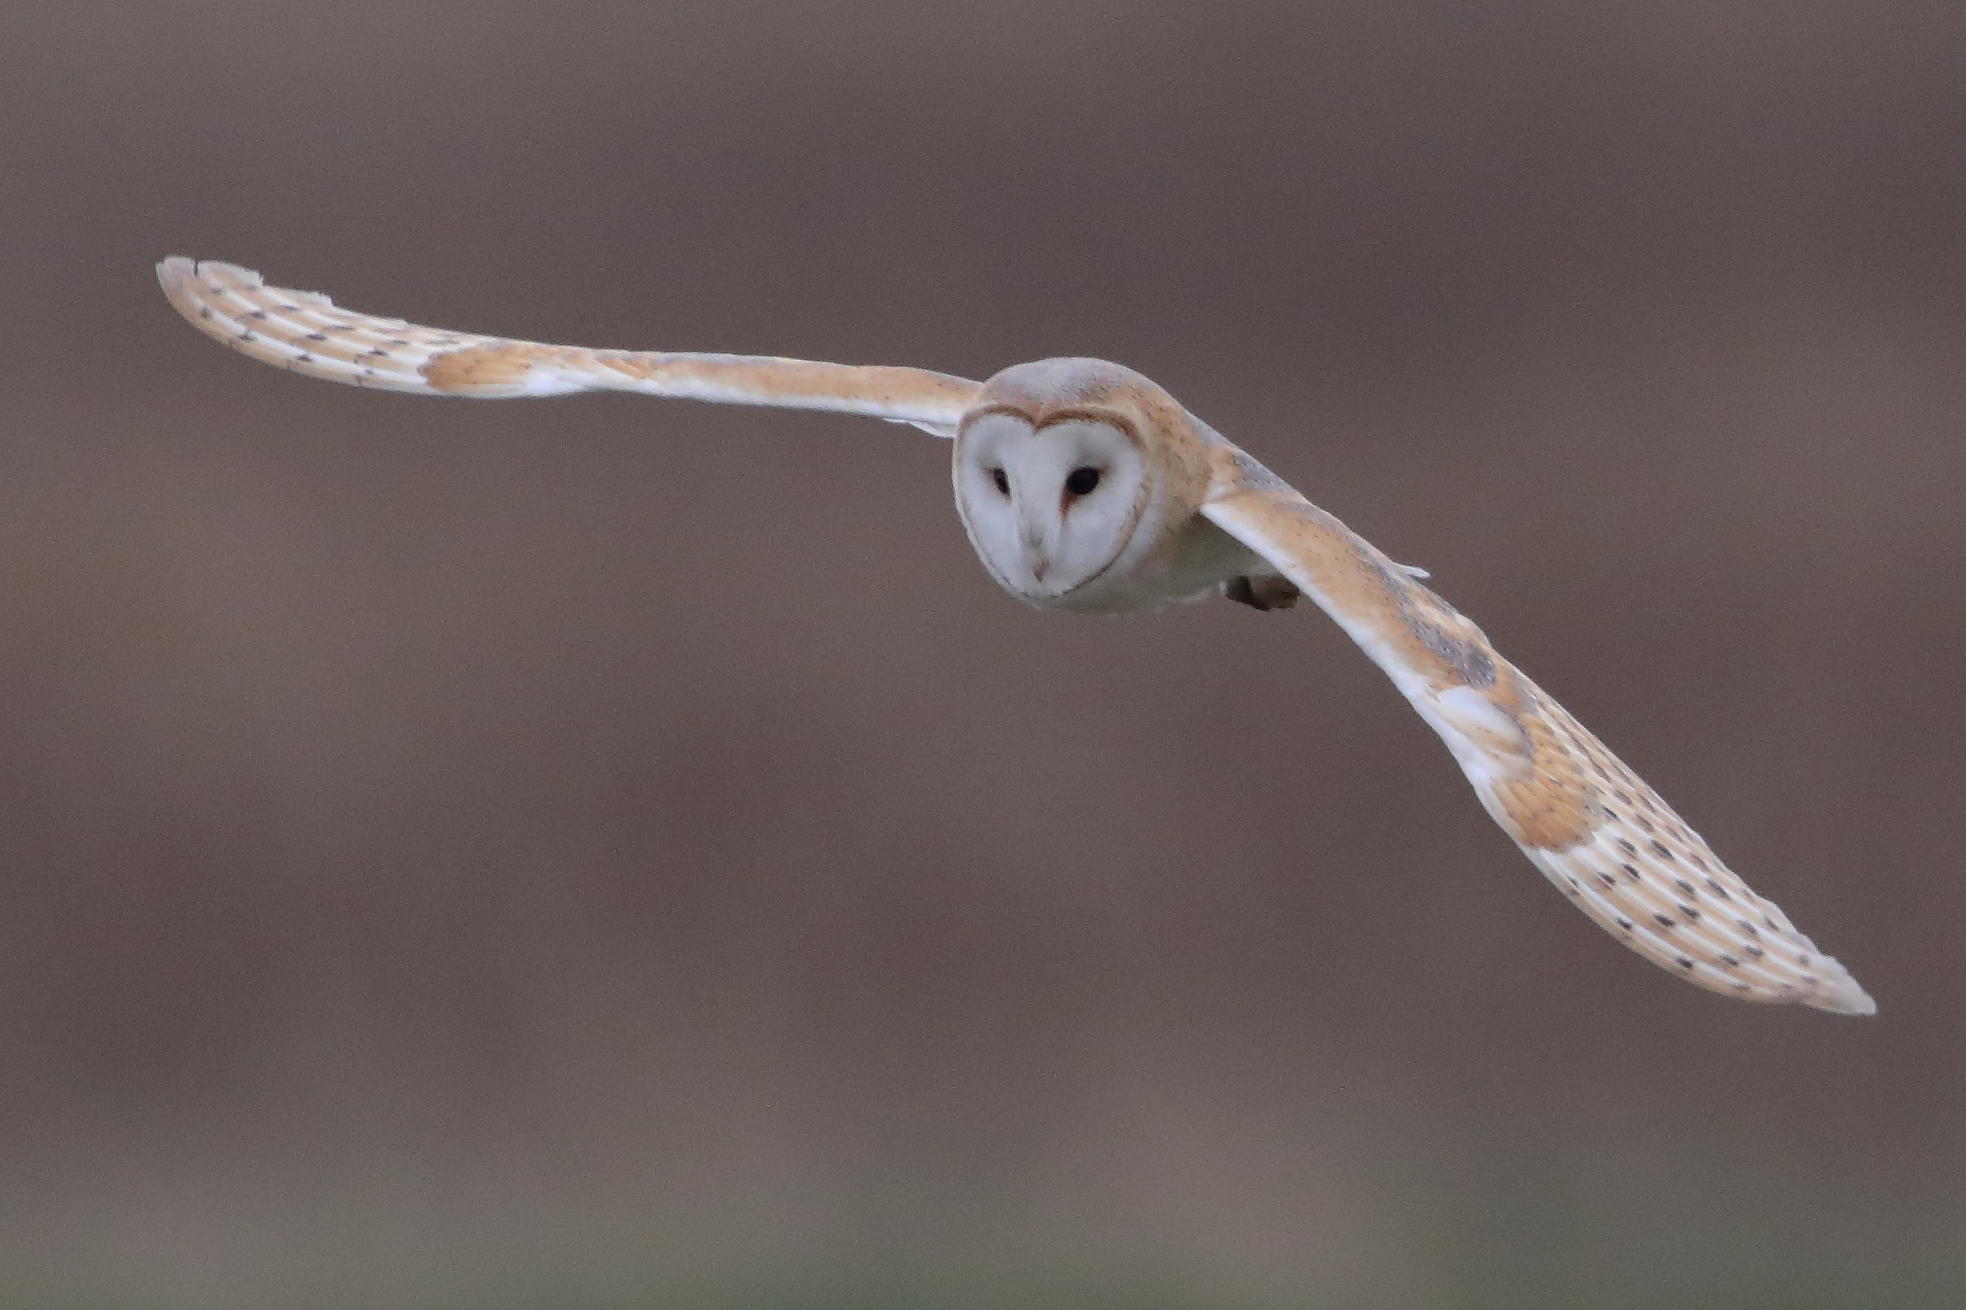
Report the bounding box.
[155,257,1874,1016]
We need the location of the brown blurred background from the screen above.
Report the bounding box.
[4,2,1963,1306]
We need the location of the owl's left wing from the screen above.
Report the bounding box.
[156,259,980,436]
[1198,439,1874,1015]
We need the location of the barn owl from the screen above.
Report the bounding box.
[154,257,1874,1016]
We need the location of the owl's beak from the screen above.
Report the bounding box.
[1017,514,1051,583]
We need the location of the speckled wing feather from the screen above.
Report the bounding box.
[155,259,980,436]
[1199,441,1873,1015]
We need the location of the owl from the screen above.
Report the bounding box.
[155,257,1874,1016]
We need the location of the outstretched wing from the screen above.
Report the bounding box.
[1199,441,1874,1015]
[155,258,981,436]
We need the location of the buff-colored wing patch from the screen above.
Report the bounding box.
[1200,439,1873,1015]
[156,258,981,436]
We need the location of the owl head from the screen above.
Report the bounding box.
[952,357,1212,609]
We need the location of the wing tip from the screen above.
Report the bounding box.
[1806,969,1878,1017]
[157,257,280,332]
[156,256,264,291]
[155,255,198,310]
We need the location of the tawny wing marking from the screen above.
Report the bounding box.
[1200,442,1874,1015]
[155,258,981,436]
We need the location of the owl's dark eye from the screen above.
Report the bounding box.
[1064,467,1102,496]
[990,468,1010,497]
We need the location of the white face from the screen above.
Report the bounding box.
[953,412,1149,604]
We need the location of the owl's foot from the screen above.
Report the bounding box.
[1223,574,1301,611]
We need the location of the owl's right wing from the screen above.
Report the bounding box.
[155,258,981,437]
[1197,438,1874,1016]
